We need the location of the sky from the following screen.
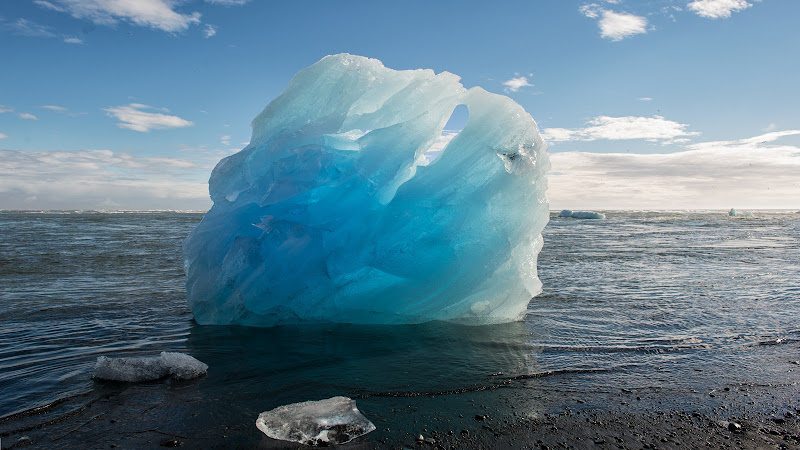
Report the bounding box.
[1,0,798,210]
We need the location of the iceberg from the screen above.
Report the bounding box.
[728,208,752,217]
[256,396,375,446]
[93,352,208,382]
[183,54,550,326]
[557,210,605,220]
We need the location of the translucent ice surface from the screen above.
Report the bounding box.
[93,352,208,382]
[183,54,550,326]
[256,397,375,446]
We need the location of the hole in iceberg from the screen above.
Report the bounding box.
[423,104,468,165]
[444,103,469,130]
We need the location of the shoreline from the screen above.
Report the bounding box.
[2,375,798,449]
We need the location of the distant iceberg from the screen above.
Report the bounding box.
[557,210,606,220]
[728,208,753,217]
[93,352,208,382]
[183,54,550,326]
[256,396,375,446]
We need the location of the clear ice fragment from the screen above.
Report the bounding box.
[255,396,376,446]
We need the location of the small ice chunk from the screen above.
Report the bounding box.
[558,210,605,219]
[158,352,208,379]
[93,351,208,382]
[256,396,376,446]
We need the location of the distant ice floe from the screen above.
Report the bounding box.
[557,210,606,220]
[93,352,208,382]
[256,396,376,446]
[728,208,753,217]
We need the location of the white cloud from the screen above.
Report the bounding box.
[422,130,460,165]
[581,5,648,41]
[502,76,533,93]
[18,113,39,120]
[0,105,13,114]
[1,17,90,43]
[35,0,201,33]
[687,0,751,19]
[41,105,68,112]
[220,135,231,146]
[203,24,217,38]
[4,18,57,38]
[639,97,653,101]
[0,133,8,139]
[548,130,800,209]
[40,104,87,117]
[580,3,601,19]
[0,149,213,210]
[32,1,63,11]
[205,0,249,4]
[598,10,648,41]
[104,103,194,132]
[686,130,800,151]
[542,115,700,144]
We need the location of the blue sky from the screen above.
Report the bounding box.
[1,0,798,210]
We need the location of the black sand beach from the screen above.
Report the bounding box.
[2,369,798,449]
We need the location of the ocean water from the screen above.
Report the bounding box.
[1,210,798,445]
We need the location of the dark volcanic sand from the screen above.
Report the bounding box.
[431,409,800,450]
[1,377,798,449]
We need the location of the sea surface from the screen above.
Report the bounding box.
[1,210,799,446]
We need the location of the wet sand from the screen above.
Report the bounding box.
[2,375,798,449]
[429,409,800,450]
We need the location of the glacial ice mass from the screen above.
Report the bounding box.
[92,352,208,382]
[183,54,550,326]
[256,396,376,446]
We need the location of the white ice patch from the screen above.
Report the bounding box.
[92,351,208,382]
[255,396,376,446]
[558,210,606,220]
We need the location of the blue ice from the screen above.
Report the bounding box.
[183,54,550,326]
